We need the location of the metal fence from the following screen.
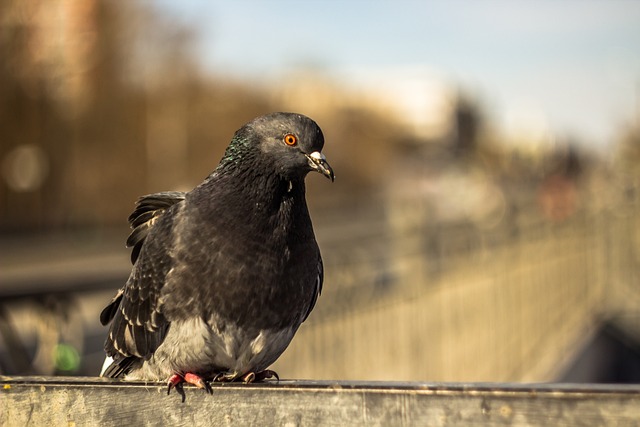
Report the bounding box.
[1,194,638,381]
[273,197,640,382]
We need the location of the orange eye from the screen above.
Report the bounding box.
[283,133,298,146]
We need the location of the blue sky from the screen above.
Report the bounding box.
[154,0,640,148]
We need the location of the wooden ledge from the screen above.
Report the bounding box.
[2,376,640,426]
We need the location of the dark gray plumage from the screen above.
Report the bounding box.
[100,113,333,394]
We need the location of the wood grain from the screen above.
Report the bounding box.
[2,377,640,426]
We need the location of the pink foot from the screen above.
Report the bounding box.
[167,373,212,402]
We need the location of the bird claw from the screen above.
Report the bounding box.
[212,371,234,382]
[167,374,186,403]
[255,369,279,382]
[240,372,255,383]
[240,369,279,383]
[166,372,212,402]
[185,372,213,394]
[211,369,280,384]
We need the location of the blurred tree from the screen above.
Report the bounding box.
[0,0,71,230]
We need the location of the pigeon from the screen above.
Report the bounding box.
[99,112,334,399]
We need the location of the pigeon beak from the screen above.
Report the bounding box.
[306,151,335,182]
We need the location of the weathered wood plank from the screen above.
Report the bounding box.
[2,377,640,426]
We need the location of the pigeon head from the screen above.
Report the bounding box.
[222,112,334,182]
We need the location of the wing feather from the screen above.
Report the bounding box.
[100,192,185,377]
[126,191,186,264]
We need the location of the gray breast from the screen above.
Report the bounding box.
[124,315,297,381]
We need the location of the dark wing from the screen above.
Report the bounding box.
[100,192,186,377]
[127,191,186,263]
[302,254,323,322]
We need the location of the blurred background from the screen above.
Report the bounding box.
[1,0,640,383]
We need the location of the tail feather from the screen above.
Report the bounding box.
[100,355,139,378]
